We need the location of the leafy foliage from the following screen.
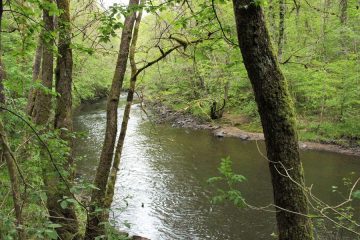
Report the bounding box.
[208,157,247,208]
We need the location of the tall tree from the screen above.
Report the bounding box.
[85,0,140,238]
[30,9,54,125]
[43,0,79,238]
[231,1,314,239]
[55,0,73,136]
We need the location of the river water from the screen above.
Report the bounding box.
[74,99,360,240]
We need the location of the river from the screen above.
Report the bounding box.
[74,99,360,240]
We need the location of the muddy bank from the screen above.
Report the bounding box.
[148,102,360,157]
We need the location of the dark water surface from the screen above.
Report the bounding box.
[74,99,360,240]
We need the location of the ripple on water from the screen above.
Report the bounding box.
[74,100,360,240]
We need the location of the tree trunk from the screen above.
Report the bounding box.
[232,1,314,240]
[55,0,74,139]
[319,0,330,127]
[0,122,25,239]
[340,0,347,24]
[85,0,139,238]
[31,10,54,125]
[339,0,348,51]
[104,0,144,213]
[338,0,348,121]
[44,0,79,238]
[0,4,24,237]
[26,34,43,116]
[277,0,286,61]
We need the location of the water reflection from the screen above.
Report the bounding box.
[74,99,360,240]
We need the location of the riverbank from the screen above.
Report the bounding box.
[148,101,360,157]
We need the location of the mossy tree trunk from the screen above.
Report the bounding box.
[43,0,79,238]
[30,8,54,125]
[232,1,314,239]
[85,0,139,238]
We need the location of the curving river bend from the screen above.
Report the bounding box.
[74,98,360,240]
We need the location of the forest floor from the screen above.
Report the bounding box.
[147,101,360,157]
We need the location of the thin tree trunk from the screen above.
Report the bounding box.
[268,0,277,38]
[104,0,144,213]
[340,0,347,24]
[232,1,314,240]
[278,0,286,61]
[0,3,24,237]
[26,34,43,116]
[339,0,347,52]
[293,0,301,41]
[0,122,25,239]
[338,0,348,121]
[319,0,330,126]
[85,0,139,238]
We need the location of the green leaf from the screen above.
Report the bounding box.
[44,229,58,239]
[60,200,68,209]
[352,190,360,199]
[47,223,62,228]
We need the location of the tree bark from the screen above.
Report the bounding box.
[31,9,54,125]
[277,0,286,61]
[104,0,144,212]
[340,0,347,24]
[338,0,348,121]
[0,122,25,239]
[85,0,139,238]
[232,1,314,240]
[55,0,74,138]
[44,0,79,238]
[26,34,43,116]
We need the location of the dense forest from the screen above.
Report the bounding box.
[0,0,359,239]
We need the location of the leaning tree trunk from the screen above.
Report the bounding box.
[43,0,79,238]
[232,1,314,240]
[0,122,24,239]
[85,0,139,238]
[104,0,144,213]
